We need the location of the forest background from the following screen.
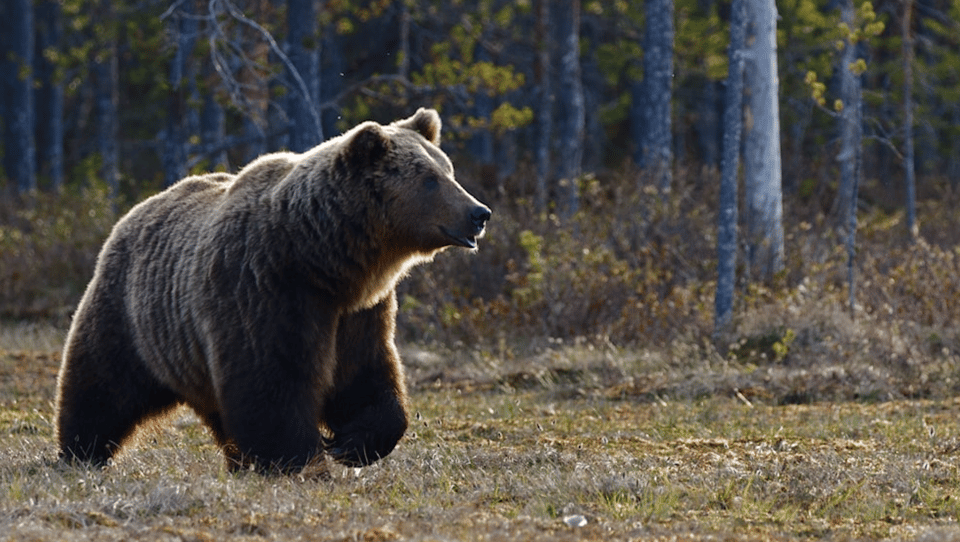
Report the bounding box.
[1,0,960,388]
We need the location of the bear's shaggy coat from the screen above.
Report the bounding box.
[56,109,490,471]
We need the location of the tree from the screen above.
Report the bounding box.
[902,0,916,239]
[200,61,229,170]
[742,0,783,280]
[533,0,551,212]
[286,0,322,151]
[163,1,198,187]
[640,0,674,194]
[554,0,584,218]
[2,0,37,193]
[92,0,119,197]
[834,1,863,234]
[836,0,866,312]
[714,0,747,336]
[34,0,64,191]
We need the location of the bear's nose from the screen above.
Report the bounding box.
[471,206,491,229]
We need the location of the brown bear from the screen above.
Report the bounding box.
[56,108,490,472]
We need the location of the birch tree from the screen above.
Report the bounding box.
[835,0,863,237]
[554,0,584,218]
[714,0,746,336]
[836,0,866,312]
[742,0,783,280]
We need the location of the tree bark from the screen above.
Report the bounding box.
[34,0,64,191]
[714,0,747,336]
[286,0,322,152]
[93,0,119,197]
[320,18,343,139]
[553,0,584,218]
[533,0,552,213]
[2,0,37,193]
[836,0,864,313]
[641,0,674,194]
[742,0,784,280]
[201,62,228,170]
[902,0,916,239]
[164,2,198,187]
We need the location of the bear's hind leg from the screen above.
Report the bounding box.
[58,374,179,466]
[195,409,246,471]
[58,324,179,466]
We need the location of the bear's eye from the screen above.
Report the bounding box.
[423,176,439,190]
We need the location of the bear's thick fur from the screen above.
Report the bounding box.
[56,108,490,472]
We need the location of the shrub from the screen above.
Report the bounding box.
[0,186,116,319]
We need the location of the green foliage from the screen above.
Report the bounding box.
[798,1,884,112]
[675,0,728,81]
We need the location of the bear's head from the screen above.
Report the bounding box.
[344,108,491,255]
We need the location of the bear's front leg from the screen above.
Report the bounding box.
[219,366,326,473]
[215,320,337,473]
[323,292,409,467]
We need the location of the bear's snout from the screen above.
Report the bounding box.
[471,205,491,232]
[438,203,491,250]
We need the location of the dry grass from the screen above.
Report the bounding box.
[1,327,959,541]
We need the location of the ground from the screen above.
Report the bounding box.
[1,322,959,541]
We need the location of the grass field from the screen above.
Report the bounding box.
[1,321,959,541]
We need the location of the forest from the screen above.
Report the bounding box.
[1,0,960,348]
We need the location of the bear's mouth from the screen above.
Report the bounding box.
[440,227,479,249]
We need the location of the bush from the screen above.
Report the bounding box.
[0,186,116,319]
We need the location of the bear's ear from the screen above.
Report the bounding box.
[346,122,391,165]
[393,108,441,145]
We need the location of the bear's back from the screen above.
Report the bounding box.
[227,152,298,198]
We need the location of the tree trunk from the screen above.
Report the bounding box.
[902,0,916,239]
[320,19,343,139]
[950,105,960,189]
[742,0,784,280]
[533,0,551,213]
[34,0,63,191]
[714,0,747,336]
[2,0,36,193]
[286,0,322,152]
[629,79,644,169]
[641,0,674,194]
[834,1,862,235]
[164,3,198,187]
[553,0,583,218]
[201,61,228,170]
[836,0,864,313]
[93,0,119,197]
[580,15,605,173]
